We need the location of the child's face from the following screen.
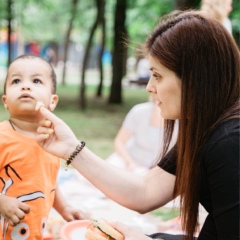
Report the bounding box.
[2,58,58,118]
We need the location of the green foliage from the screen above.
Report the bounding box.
[55,85,148,158]
[127,0,174,55]
[15,0,74,43]
[0,0,98,45]
[1,0,239,54]
[0,0,8,21]
[231,0,240,32]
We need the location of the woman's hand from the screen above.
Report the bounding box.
[110,221,152,240]
[36,107,79,160]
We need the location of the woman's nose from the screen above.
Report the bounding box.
[146,79,155,93]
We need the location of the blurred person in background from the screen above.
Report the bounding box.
[201,0,233,34]
[106,94,177,175]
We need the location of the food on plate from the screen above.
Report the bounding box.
[85,218,124,240]
[35,101,44,111]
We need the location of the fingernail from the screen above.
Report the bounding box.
[40,107,46,112]
[48,129,54,134]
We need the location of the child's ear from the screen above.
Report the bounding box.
[2,95,8,110]
[49,95,59,111]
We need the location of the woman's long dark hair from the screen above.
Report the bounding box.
[146,11,240,239]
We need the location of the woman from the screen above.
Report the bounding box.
[106,98,164,174]
[36,10,239,240]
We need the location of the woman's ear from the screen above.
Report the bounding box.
[49,94,59,111]
[2,95,8,110]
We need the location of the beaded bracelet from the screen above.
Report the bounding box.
[65,141,86,171]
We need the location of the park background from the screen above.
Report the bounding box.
[0,0,239,239]
[0,0,239,156]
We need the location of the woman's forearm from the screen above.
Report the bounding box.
[35,108,176,213]
[71,147,175,213]
[71,147,145,209]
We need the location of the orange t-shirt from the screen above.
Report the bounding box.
[0,121,60,239]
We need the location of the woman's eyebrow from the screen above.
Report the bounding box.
[150,67,161,73]
[150,66,161,71]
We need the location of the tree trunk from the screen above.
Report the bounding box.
[108,0,128,104]
[7,0,13,66]
[96,0,106,97]
[79,0,103,109]
[175,0,199,9]
[61,0,79,85]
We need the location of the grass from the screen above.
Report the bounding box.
[0,83,149,158]
[151,207,180,221]
[55,84,149,158]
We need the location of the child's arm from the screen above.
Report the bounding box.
[53,185,88,221]
[0,194,30,226]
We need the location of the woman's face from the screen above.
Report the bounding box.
[146,55,181,120]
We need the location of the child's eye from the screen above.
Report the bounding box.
[12,79,20,84]
[33,79,42,84]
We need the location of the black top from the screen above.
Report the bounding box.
[158,119,240,240]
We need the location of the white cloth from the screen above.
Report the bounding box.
[107,102,177,172]
[136,58,150,78]
[222,18,232,35]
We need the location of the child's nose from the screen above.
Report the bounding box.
[21,84,31,91]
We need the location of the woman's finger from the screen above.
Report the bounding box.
[39,107,63,125]
[37,126,54,135]
[39,119,52,128]
[109,221,128,234]
[35,134,51,143]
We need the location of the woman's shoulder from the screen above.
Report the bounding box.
[208,118,239,144]
[203,118,239,165]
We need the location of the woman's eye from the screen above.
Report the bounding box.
[153,74,160,80]
[33,79,42,84]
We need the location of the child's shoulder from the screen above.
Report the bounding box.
[0,120,13,138]
[0,120,9,130]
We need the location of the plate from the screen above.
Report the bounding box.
[59,220,91,240]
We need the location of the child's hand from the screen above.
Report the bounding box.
[0,195,30,226]
[60,206,91,222]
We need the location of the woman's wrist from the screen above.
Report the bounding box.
[63,139,82,160]
[65,141,86,170]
